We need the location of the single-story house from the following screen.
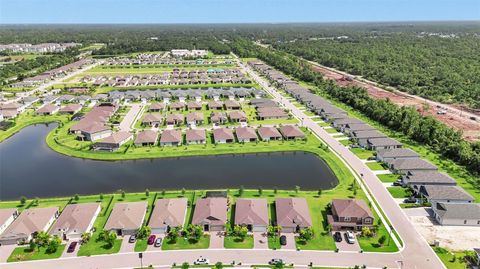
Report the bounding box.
[279,125,305,140]
[327,199,374,231]
[187,101,202,110]
[160,129,183,146]
[148,198,188,234]
[49,203,101,240]
[0,207,58,245]
[432,202,480,226]
[186,129,206,144]
[79,123,112,141]
[387,158,438,174]
[256,107,288,120]
[419,185,475,204]
[402,171,457,190]
[228,111,247,123]
[366,137,402,151]
[169,102,185,111]
[36,104,59,115]
[134,130,159,146]
[351,130,387,147]
[235,127,258,142]
[186,112,204,126]
[104,202,148,236]
[142,113,163,127]
[343,123,375,135]
[213,127,234,144]
[275,198,312,233]
[208,100,224,110]
[166,113,184,125]
[210,112,228,124]
[59,104,82,114]
[92,131,133,151]
[224,100,241,110]
[0,209,18,235]
[257,126,282,141]
[192,198,228,232]
[234,199,268,232]
[149,103,165,112]
[376,148,420,162]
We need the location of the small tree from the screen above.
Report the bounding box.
[214,262,224,269]
[34,231,51,248]
[161,189,166,196]
[20,196,27,205]
[361,227,373,237]
[145,189,150,197]
[299,227,314,241]
[167,226,181,243]
[273,187,278,195]
[105,231,117,248]
[317,189,322,197]
[181,262,189,269]
[181,188,186,197]
[47,236,62,253]
[378,235,386,246]
[258,188,263,196]
[74,194,80,201]
[81,232,91,244]
[186,224,203,242]
[233,225,248,241]
[295,185,301,195]
[33,197,40,206]
[137,226,151,239]
[29,239,37,251]
[121,190,126,199]
[99,193,104,200]
[238,185,244,196]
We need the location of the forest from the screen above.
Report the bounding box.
[274,34,480,109]
[230,38,480,177]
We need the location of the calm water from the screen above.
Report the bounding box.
[0,124,338,200]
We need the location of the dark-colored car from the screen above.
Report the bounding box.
[147,235,156,245]
[404,197,417,203]
[333,231,342,242]
[67,241,77,253]
[279,235,287,246]
[392,181,402,186]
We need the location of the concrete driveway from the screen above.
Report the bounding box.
[253,232,268,249]
[334,232,361,252]
[146,234,164,251]
[0,245,16,262]
[208,231,225,249]
[119,236,135,253]
[279,233,296,250]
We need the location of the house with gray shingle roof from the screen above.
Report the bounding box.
[104,202,147,236]
[432,203,480,226]
[402,171,457,190]
[351,130,386,147]
[235,127,258,143]
[92,131,133,151]
[257,126,282,141]
[135,130,159,146]
[275,198,312,233]
[279,125,305,140]
[376,148,419,162]
[387,158,437,174]
[366,137,402,151]
[148,198,188,234]
[213,127,234,144]
[419,185,474,204]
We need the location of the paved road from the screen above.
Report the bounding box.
[119,103,143,132]
[239,59,445,269]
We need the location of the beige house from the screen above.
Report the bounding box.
[104,202,148,236]
[275,198,312,233]
[149,198,188,234]
[49,203,101,240]
[0,209,18,236]
[0,207,58,245]
[234,199,268,232]
[192,198,228,231]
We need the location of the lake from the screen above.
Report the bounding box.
[0,124,338,199]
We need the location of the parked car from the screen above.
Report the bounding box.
[67,241,77,253]
[345,231,356,244]
[154,238,162,247]
[333,231,342,242]
[392,180,402,186]
[129,235,136,243]
[147,235,156,245]
[194,257,209,265]
[279,235,287,246]
[404,197,417,203]
[367,156,377,161]
[269,258,284,265]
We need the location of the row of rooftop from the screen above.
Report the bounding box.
[249,60,480,227]
[0,43,80,53]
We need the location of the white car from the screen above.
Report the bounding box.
[345,231,356,244]
[193,258,209,265]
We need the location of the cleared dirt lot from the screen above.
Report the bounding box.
[406,210,480,251]
[311,64,480,141]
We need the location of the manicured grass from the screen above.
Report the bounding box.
[267,236,281,250]
[387,186,411,198]
[433,247,471,269]
[357,225,398,252]
[324,127,339,134]
[7,245,66,262]
[339,139,352,146]
[377,174,401,183]
[134,239,148,252]
[318,121,331,127]
[161,235,210,250]
[366,162,387,170]
[224,235,254,249]
[350,148,375,159]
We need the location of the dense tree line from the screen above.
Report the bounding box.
[274,35,480,109]
[0,48,79,85]
[230,39,480,176]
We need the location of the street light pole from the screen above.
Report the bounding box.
[138,252,143,268]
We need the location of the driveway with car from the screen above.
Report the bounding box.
[279,233,296,250]
[119,236,135,253]
[334,232,361,252]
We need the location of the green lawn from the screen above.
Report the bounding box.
[366,162,387,170]
[433,247,472,269]
[267,236,281,250]
[339,139,352,146]
[377,174,401,183]
[350,148,375,159]
[324,127,340,134]
[387,186,411,198]
[161,235,210,250]
[224,235,254,249]
[7,245,66,262]
[134,239,148,252]
[357,226,398,252]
